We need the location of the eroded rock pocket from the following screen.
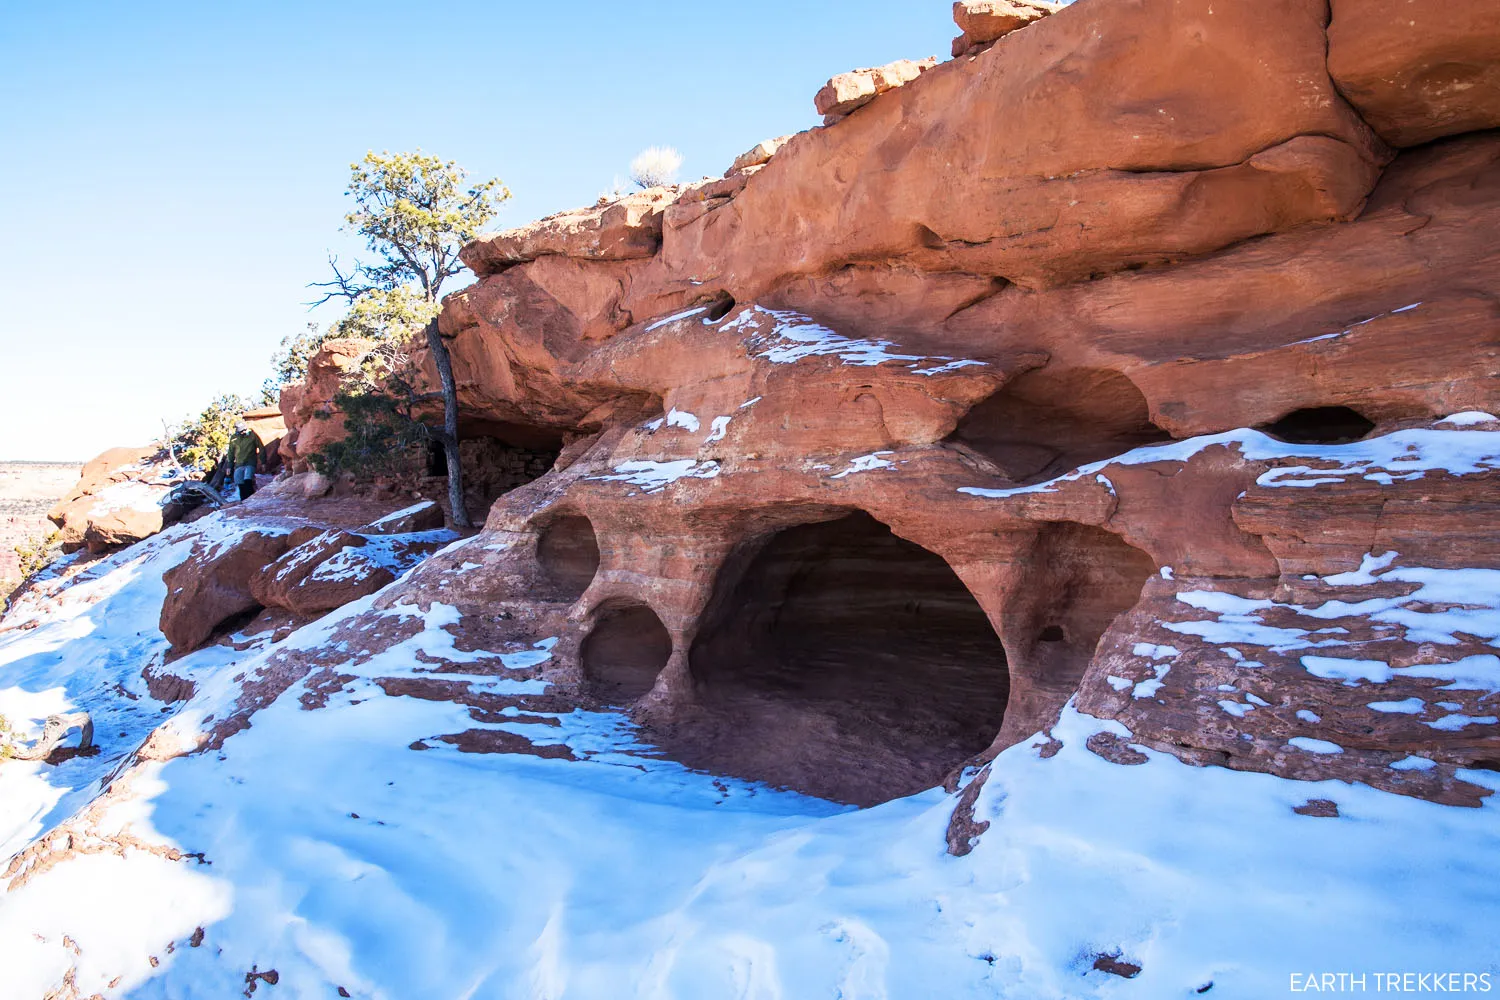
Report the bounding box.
[947,367,1171,485]
[1259,405,1375,444]
[581,603,672,704]
[535,515,600,602]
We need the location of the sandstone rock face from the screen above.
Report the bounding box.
[277,338,373,474]
[815,57,938,122]
[276,2,1500,811]
[1329,0,1500,147]
[726,0,1390,294]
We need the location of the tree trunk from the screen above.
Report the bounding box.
[425,318,471,529]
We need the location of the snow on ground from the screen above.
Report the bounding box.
[84,479,170,516]
[1,472,1499,996]
[362,501,438,531]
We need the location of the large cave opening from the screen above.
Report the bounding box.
[947,367,1171,485]
[678,511,1009,806]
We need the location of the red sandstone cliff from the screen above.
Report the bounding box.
[2,3,1498,992]
[253,0,1500,811]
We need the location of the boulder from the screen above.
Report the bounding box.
[360,500,445,535]
[1328,0,1500,147]
[242,405,288,473]
[48,446,172,554]
[251,529,394,615]
[241,405,287,446]
[815,58,938,122]
[460,189,677,276]
[727,136,792,175]
[952,0,1060,55]
[82,503,165,554]
[160,530,292,652]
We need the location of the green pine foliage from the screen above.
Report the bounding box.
[306,346,432,480]
[15,529,61,582]
[173,393,255,474]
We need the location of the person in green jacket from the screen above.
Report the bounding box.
[226,423,262,501]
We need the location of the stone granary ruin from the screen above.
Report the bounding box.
[257,0,1500,816]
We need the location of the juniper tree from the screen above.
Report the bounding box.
[313,150,509,528]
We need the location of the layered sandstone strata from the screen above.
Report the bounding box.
[274,0,1500,811]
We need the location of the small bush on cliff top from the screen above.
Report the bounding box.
[630,146,682,189]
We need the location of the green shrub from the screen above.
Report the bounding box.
[261,288,434,406]
[15,529,61,582]
[307,342,435,481]
[173,393,254,474]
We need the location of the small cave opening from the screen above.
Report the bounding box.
[425,440,448,477]
[580,604,672,704]
[679,511,1010,807]
[535,515,600,602]
[947,367,1171,485]
[703,291,736,322]
[1259,406,1375,444]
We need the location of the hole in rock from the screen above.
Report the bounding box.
[1259,406,1375,444]
[451,419,565,515]
[580,604,672,704]
[947,367,1171,485]
[425,440,447,477]
[703,291,736,322]
[535,515,600,602]
[914,223,948,250]
[995,523,1157,740]
[209,606,264,645]
[679,511,1009,807]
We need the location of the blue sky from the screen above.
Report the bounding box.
[0,1,953,461]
